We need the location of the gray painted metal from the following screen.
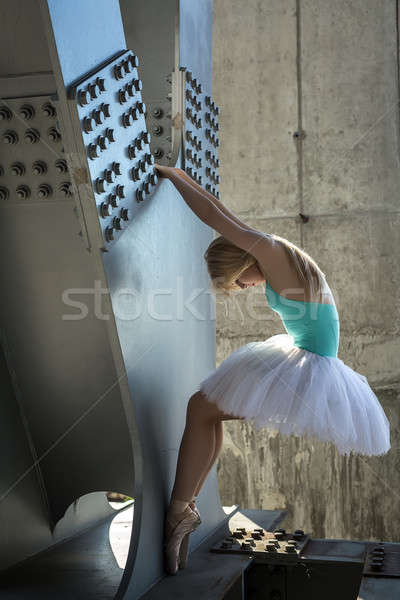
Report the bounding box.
[119,0,220,200]
[0,0,220,597]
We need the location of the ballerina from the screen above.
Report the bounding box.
[154,164,391,575]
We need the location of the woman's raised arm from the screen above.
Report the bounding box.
[172,168,254,230]
[154,164,274,260]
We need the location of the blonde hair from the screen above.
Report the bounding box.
[204,232,327,299]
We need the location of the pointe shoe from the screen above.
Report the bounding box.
[164,505,201,575]
[178,501,202,570]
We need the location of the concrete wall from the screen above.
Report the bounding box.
[212,0,400,541]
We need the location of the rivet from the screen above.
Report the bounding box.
[135,137,144,150]
[101,103,111,118]
[149,172,158,186]
[24,129,41,143]
[145,153,154,165]
[47,127,61,142]
[0,106,12,120]
[126,82,136,97]
[37,183,52,198]
[293,530,304,538]
[0,186,9,200]
[32,160,48,175]
[111,162,122,175]
[55,159,68,173]
[142,131,151,144]
[88,143,100,159]
[118,89,128,104]
[116,184,125,198]
[77,89,90,106]
[152,107,163,118]
[105,128,115,143]
[129,54,139,68]
[105,226,114,241]
[136,187,144,202]
[96,77,106,92]
[10,162,25,176]
[100,201,112,218]
[127,144,136,159]
[16,185,31,199]
[131,166,140,181]
[105,169,116,184]
[122,112,134,127]
[19,104,35,120]
[98,135,110,151]
[93,109,105,125]
[130,107,139,121]
[154,148,164,158]
[113,216,124,230]
[83,116,94,133]
[114,63,125,80]
[95,178,107,194]
[108,193,119,208]
[143,180,151,194]
[122,59,133,74]
[3,130,18,144]
[59,182,72,197]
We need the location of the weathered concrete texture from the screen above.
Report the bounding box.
[212,0,399,541]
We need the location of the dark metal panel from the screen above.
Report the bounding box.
[44,0,127,88]
[118,0,178,99]
[0,0,53,76]
[179,0,213,94]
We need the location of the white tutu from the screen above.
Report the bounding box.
[198,333,391,457]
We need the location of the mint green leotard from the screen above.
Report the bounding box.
[265,281,340,357]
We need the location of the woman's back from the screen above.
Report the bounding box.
[257,239,335,306]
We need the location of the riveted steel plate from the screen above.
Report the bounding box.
[181,67,220,197]
[210,526,310,561]
[363,541,400,577]
[0,96,72,203]
[67,49,157,251]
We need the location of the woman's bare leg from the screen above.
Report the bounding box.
[192,421,223,497]
[170,392,244,504]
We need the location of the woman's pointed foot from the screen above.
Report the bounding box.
[178,502,202,569]
[163,505,201,575]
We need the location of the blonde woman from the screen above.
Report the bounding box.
[154,164,391,575]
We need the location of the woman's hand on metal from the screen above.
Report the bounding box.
[154,163,175,178]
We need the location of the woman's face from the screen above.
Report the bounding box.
[235,263,266,289]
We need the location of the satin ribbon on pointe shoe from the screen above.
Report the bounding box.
[178,503,202,569]
[163,505,201,575]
